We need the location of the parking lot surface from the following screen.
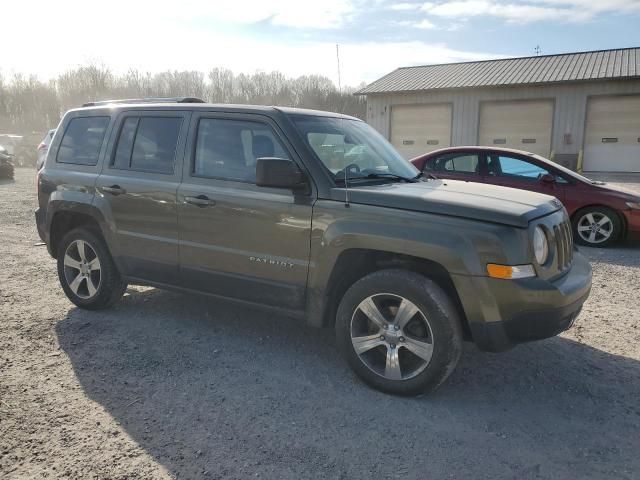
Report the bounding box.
[1,168,639,479]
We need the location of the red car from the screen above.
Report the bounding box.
[411,147,640,247]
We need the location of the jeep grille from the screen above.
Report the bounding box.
[554,220,573,270]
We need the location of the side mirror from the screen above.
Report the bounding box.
[256,157,307,190]
[540,173,556,184]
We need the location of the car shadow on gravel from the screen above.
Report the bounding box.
[56,288,640,479]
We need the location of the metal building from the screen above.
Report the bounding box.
[356,47,640,172]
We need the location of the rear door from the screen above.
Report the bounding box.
[177,112,313,310]
[422,151,482,182]
[482,152,565,202]
[95,110,190,284]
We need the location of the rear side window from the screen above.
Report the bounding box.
[428,153,479,174]
[56,117,110,165]
[112,116,182,174]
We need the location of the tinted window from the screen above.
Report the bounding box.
[57,117,109,165]
[193,118,290,182]
[113,118,139,170]
[112,117,181,174]
[428,153,479,174]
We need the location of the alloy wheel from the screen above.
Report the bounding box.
[350,293,434,381]
[63,239,102,299]
[577,212,613,245]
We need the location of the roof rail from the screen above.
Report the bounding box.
[82,97,206,107]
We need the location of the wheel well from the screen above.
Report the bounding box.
[322,249,471,339]
[50,211,102,258]
[570,204,626,236]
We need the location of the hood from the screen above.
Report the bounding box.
[588,181,640,201]
[332,179,562,228]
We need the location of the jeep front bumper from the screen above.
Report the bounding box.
[452,251,592,352]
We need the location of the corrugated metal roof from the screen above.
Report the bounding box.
[356,47,640,95]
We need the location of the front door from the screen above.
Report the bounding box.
[95,110,190,284]
[482,152,566,202]
[177,113,313,310]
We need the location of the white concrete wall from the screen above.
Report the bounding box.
[365,80,640,158]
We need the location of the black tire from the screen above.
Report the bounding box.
[56,227,127,310]
[335,269,463,396]
[0,165,13,180]
[572,206,622,248]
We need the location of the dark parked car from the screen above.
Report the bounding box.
[36,98,592,396]
[412,146,640,247]
[0,145,15,179]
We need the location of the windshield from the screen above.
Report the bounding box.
[290,115,419,183]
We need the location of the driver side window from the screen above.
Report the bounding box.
[487,155,551,181]
[193,118,290,183]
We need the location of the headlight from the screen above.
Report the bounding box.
[533,226,549,265]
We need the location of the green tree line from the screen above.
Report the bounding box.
[0,64,366,135]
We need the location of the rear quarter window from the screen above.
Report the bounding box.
[56,116,110,166]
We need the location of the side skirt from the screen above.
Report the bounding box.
[124,275,309,322]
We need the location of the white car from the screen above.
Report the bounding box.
[36,129,56,170]
[0,134,23,156]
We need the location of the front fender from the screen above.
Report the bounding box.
[305,200,530,326]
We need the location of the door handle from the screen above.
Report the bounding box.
[185,195,215,207]
[102,185,126,195]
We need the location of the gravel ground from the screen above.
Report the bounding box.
[1,167,639,480]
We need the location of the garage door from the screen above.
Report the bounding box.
[390,104,452,159]
[583,96,640,172]
[479,100,553,157]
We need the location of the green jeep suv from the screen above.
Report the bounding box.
[35,98,592,395]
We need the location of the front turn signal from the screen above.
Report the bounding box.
[487,263,536,280]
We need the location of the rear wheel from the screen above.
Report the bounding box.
[335,269,462,396]
[57,228,127,309]
[572,206,621,247]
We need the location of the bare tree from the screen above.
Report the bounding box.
[0,64,366,140]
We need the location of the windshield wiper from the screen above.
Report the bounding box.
[365,172,419,183]
[415,171,437,180]
[414,171,435,180]
[334,171,421,184]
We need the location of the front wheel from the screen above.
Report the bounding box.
[335,269,463,396]
[572,206,621,247]
[56,228,127,309]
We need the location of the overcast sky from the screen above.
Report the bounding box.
[3,0,640,87]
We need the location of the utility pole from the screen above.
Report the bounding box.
[336,44,342,93]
